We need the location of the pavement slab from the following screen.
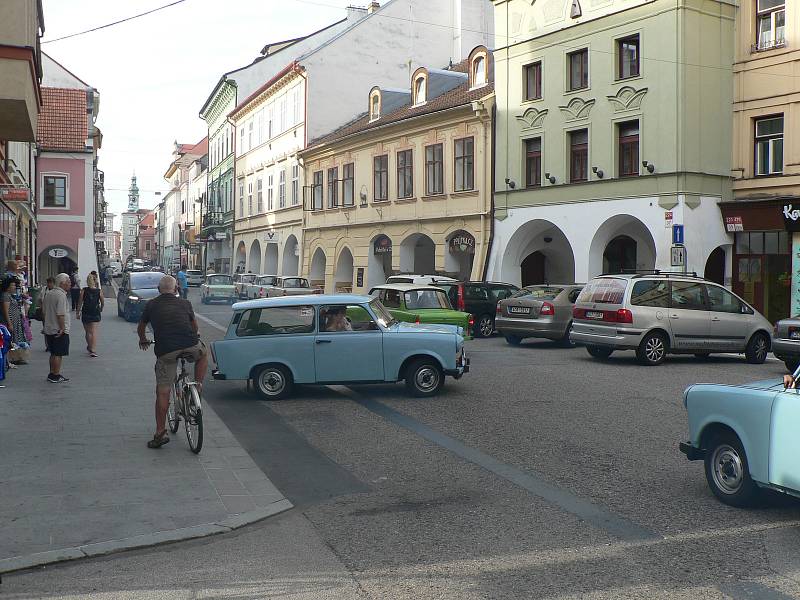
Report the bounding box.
[0,301,291,574]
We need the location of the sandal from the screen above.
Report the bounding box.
[147,430,170,449]
[90,352,98,358]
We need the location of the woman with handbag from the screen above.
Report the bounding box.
[76,272,103,357]
[1,276,28,365]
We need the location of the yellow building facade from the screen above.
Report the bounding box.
[300,48,495,293]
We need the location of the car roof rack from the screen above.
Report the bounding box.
[624,270,703,279]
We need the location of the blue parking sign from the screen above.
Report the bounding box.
[672,225,684,245]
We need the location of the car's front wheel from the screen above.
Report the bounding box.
[253,365,293,400]
[405,358,444,397]
[745,332,769,364]
[636,331,667,366]
[704,431,760,507]
[475,314,494,338]
[586,345,613,359]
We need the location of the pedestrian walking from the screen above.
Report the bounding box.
[176,265,189,300]
[69,267,81,310]
[1,276,28,364]
[77,272,103,357]
[42,273,71,383]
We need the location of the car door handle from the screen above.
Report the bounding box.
[711,317,721,322]
[316,339,332,344]
[670,314,679,319]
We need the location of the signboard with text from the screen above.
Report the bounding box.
[0,187,30,202]
[670,245,685,267]
[672,224,684,245]
[782,204,800,232]
[725,216,743,232]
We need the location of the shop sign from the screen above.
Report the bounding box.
[214,231,228,241]
[782,204,800,232]
[93,233,105,242]
[0,186,30,202]
[449,233,475,254]
[373,235,392,255]
[264,230,281,244]
[356,267,364,288]
[48,248,69,258]
[664,211,673,228]
[725,216,744,232]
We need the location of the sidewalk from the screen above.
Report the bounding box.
[0,297,291,574]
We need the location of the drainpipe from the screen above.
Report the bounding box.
[482,102,497,282]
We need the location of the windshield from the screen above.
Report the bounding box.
[405,289,451,309]
[283,278,309,288]
[512,286,564,300]
[130,273,164,289]
[576,278,627,305]
[370,298,397,327]
[207,275,232,285]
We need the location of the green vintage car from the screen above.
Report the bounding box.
[200,274,236,304]
[369,284,472,339]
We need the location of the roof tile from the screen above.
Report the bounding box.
[37,87,88,153]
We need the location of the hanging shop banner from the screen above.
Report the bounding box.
[782,204,800,232]
[449,232,475,254]
[48,248,69,258]
[373,235,392,255]
[0,186,30,202]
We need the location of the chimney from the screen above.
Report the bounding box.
[367,1,380,14]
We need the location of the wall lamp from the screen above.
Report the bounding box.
[544,172,557,184]
[504,177,516,189]
[642,160,655,174]
[592,166,604,179]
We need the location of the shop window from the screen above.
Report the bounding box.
[425,144,444,195]
[397,149,413,198]
[373,155,388,201]
[525,138,541,187]
[524,61,542,100]
[756,0,785,51]
[567,48,589,91]
[454,137,474,191]
[617,35,640,79]
[755,116,783,175]
[43,175,67,207]
[569,129,588,182]
[618,121,640,177]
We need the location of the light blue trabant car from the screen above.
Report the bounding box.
[210,294,469,399]
[680,369,800,507]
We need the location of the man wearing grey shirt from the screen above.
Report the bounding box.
[42,272,71,383]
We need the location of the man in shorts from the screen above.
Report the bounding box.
[42,273,71,383]
[137,275,207,448]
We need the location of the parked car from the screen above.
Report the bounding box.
[369,283,472,338]
[771,316,800,372]
[117,271,166,322]
[266,277,322,297]
[679,371,800,507]
[186,269,204,287]
[233,273,257,298]
[246,275,279,299]
[571,273,773,366]
[434,281,519,337]
[200,274,236,304]
[495,284,584,346]
[386,274,458,286]
[211,295,469,399]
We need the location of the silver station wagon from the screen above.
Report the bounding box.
[571,273,773,366]
[211,294,469,399]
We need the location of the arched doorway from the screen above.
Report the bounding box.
[704,246,726,285]
[309,247,327,291]
[282,235,299,276]
[588,215,656,278]
[37,245,77,281]
[368,234,393,288]
[235,241,246,274]
[500,220,576,286]
[334,247,354,293]
[445,230,476,280]
[399,233,435,274]
[248,240,262,274]
[264,243,278,274]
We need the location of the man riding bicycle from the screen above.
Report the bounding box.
[137,275,207,448]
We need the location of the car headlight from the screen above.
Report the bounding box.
[128,295,140,301]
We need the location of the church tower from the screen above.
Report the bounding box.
[127,174,140,211]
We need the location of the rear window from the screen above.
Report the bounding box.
[512,286,564,300]
[283,278,309,288]
[236,306,315,337]
[207,275,232,285]
[130,273,164,289]
[576,278,626,305]
[405,289,451,309]
[387,276,414,284]
[630,280,669,308]
[187,270,202,276]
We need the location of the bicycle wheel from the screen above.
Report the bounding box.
[167,383,180,434]
[183,385,203,454]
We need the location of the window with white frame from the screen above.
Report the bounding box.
[756,0,785,50]
[267,106,274,140]
[414,76,427,105]
[238,181,244,217]
[342,163,354,206]
[267,173,274,210]
[293,88,302,125]
[256,178,263,212]
[247,182,253,215]
[291,164,299,205]
[256,110,263,145]
[279,169,286,208]
[312,170,323,210]
[472,55,487,87]
[755,115,783,175]
[239,127,245,153]
[43,175,67,207]
[327,167,339,207]
[278,97,287,133]
[370,93,380,121]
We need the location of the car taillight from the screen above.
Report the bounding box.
[415,315,421,324]
[457,285,465,312]
[469,315,475,328]
[540,302,555,316]
[496,303,502,315]
[573,307,584,319]
[615,309,633,324]
[258,288,264,297]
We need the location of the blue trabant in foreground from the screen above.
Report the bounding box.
[210,294,469,399]
[679,369,800,507]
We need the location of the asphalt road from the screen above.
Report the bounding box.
[6,287,800,599]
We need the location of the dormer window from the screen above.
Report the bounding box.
[414,75,427,105]
[369,88,381,122]
[468,46,490,89]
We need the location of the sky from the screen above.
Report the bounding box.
[40,0,357,230]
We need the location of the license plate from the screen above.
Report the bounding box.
[586,310,604,319]
[508,306,530,314]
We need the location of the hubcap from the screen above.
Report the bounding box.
[480,317,493,336]
[645,337,665,362]
[261,370,285,395]
[415,366,439,392]
[755,337,768,360]
[711,444,744,494]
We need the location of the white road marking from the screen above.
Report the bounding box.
[195,312,227,332]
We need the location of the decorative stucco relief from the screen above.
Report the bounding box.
[558,97,595,121]
[606,86,648,112]
[516,107,549,130]
[542,0,566,23]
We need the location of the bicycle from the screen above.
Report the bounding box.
[167,353,203,454]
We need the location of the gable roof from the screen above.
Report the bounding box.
[37,87,88,152]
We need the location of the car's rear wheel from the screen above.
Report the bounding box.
[558,322,576,347]
[475,314,494,338]
[704,431,760,507]
[586,345,613,359]
[253,365,293,400]
[504,334,522,346]
[636,331,667,366]
[745,332,769,364]
[405,358,444,397]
